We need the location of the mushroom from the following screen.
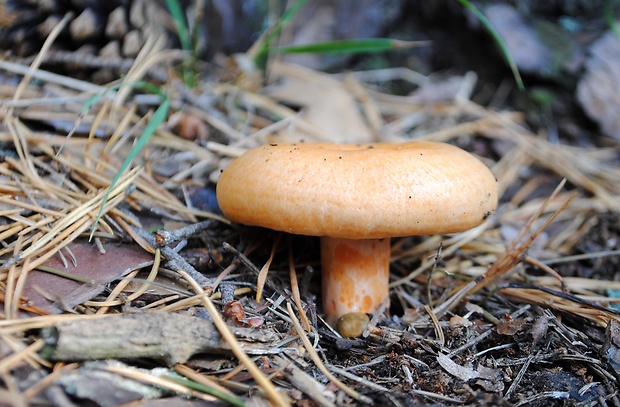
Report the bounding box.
[216,141,498,332]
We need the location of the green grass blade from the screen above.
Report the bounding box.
[164,0,196,87]
[606,0,620,37]
[161,372,246,407]
[89,94,171,240]
[61,81,163,156]
[455,0,524,90]
[273,38,426,54]
[165,0,191,51]
[254,0,309,69]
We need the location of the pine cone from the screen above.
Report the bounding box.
[1,0,180,58]
[0,0,263,60]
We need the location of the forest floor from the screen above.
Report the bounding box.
[1,2,620,406]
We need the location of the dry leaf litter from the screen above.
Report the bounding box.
[0,5,619,407]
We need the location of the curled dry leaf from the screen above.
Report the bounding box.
[437,354,503,392]
[223,300,264,328]
[531,316,550,343]
[496,314,527,336]
[223,300,246,321]
[437,353,479,381]
[449,315,473,329]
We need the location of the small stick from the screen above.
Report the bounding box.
[40,313,221,365]
[153,220,216,247]
[286,302,372,404]
[132,225,211,287]
[176,269,290,407]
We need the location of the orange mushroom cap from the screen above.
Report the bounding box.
[216,141,498,331]
[216,141,498,238]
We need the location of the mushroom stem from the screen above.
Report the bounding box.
[320,237,391,326]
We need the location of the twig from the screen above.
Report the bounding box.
[505,352,536,398]
[286,302,373,404]
[176,269,290,407]
[153,220,216,247]
[132,225,211,287]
